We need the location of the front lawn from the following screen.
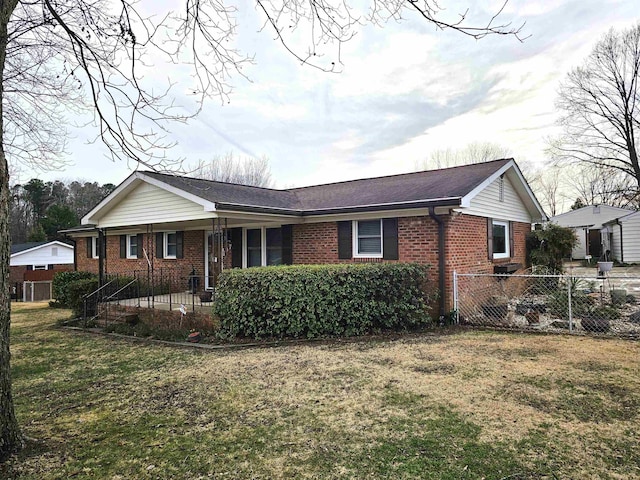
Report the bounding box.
[3,303,640,479]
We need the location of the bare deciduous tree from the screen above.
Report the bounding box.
[416,142,512,170]
[0,0,525,461]
[191,153,274,188]
[567,165,640,209]
[551,23,640,189]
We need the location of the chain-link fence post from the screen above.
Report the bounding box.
[567,275,573,333]
[453,270,459,324]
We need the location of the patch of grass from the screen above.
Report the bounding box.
[3,302,640,479]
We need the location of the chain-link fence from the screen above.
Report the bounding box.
[454,271,640,338]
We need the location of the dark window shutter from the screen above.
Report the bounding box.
[86,237,92,258]
[48,264,54,270]
[26,265,33,271]
[382,218,399,260]
[156,232,163,259]
[487,218,494,260]
[137,234,144,259]
[176,231,184,259]
[281,225,293,265]
[337,221,352,259]
[230,228,243,268]
[120,235,126,258]
[509,221,515,259]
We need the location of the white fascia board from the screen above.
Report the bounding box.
[301,206,454,223]
[214,209,303,223]
[460,160,547,221]
[82,171,218,225]
[139,173,217,212]
[10,241,74,259]
[82,171,141,225]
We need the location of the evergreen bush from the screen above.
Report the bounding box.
[214,263,433,339]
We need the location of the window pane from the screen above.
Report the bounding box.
[267,249,282,266]
[493,224,507,254]
[247,249,262,267]
[266,228,282,246]
[247,229,261,248]
[359,237,382,254]
[129,236,138,257]
[358,220,381,236]
[166,233,177,257]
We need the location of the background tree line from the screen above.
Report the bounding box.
[9,179,115,244]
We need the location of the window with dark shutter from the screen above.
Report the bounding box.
[137,234,144,259]
[120,235,127,258]
[176,231,184,259]
[337,221,352,259]
[86,237,93,258]
[156,232,163,259]
[382,218,399,260]
[230,228,243,268]
[281,225,293,265]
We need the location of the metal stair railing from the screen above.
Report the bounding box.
[82,279,116,325]
[102,279,139,328]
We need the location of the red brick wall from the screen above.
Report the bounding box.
[75,231,206,279]
[9,264,73,284]
[292,215,530,311]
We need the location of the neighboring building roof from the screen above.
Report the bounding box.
[10,241,75,266]
[77,158,546,227]
[550,205,633,230]
[11,242,48,255]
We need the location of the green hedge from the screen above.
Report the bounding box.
[214,263,432,339]
[66,277,100,316]
[53,271,97,307]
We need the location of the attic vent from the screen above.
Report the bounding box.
[499,175,505,202]
[51,247,58,256]
[593,206,600,214]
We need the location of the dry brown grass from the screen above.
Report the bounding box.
[4,304,640,479]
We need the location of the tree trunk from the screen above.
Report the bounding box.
[0,0,23,462]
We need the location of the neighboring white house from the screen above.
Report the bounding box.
[550,205,633,260]
[604,211,640,263]
[10,241,74,269]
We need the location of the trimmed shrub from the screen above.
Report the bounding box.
[53,271,97,307]
[66,277,100,317]
[214,263,433,339]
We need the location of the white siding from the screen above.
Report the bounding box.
[98,183,213,228]
[551,205,631,229]
[11,244,74,266]
[619,213,640,263]
[463,175,531,223]
[611,223,623,261]
[571,228,588,259]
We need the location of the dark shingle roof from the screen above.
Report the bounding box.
[143,159,512,215]
[11,242,48,255]
[143,172,302,211]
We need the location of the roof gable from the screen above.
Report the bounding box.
[551,205,633,228]
[82,159,545,224]
[10,241,73,258]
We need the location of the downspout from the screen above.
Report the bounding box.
[98,228,105,287]
[617,219,624,263]
[428,206,446,320]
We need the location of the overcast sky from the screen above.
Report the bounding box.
[23,0,640,189]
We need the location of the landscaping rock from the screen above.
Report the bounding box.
[628,311,640,324]
[550,320,570,330]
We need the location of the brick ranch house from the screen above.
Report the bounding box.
[61,159,546,317]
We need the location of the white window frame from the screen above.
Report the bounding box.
[163,232,177,259]
[492,220,510,259]
[127,234,139,259]
[33,265,48,271]
[241,226,285,268]
[91,237,99,259]
[352,219,383,258]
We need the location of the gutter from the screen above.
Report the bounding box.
[214,197,463,217]
[428,206,446,320]
[616,219,624,263]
